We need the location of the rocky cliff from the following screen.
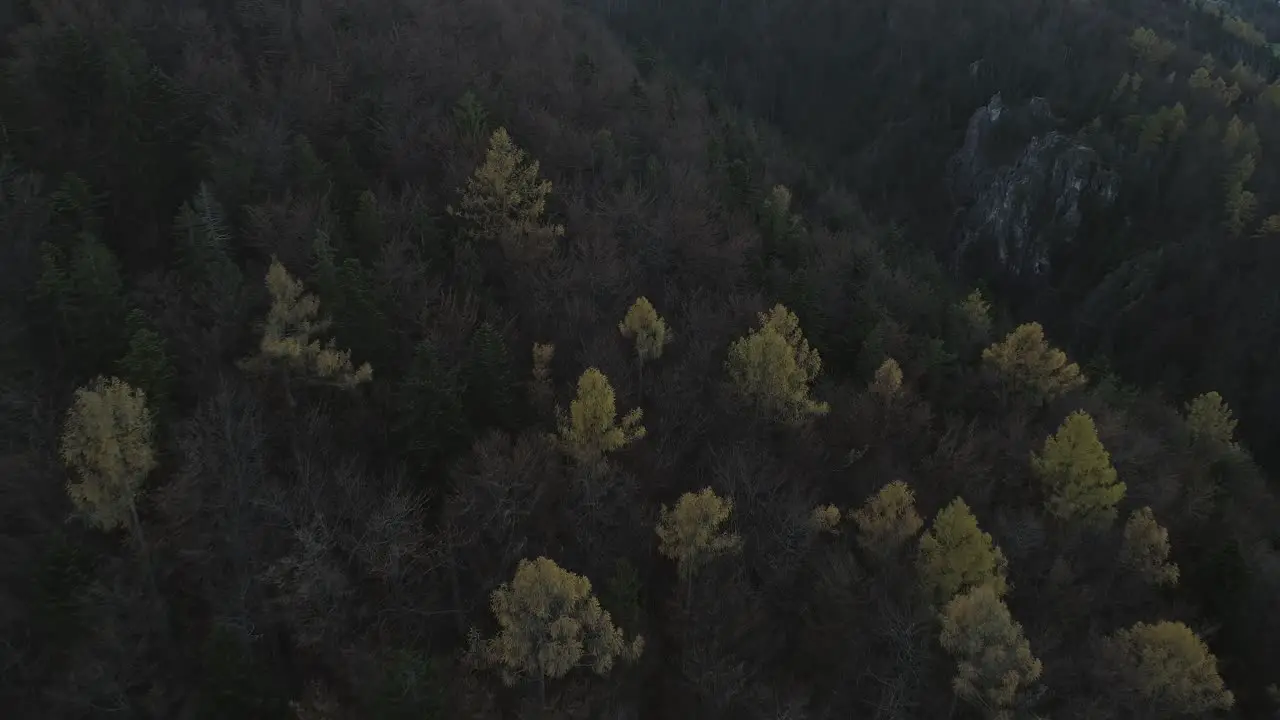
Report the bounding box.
[947,94,1119,282]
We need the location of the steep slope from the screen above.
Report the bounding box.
[0,0,1278,718]
[593,0,1280,474]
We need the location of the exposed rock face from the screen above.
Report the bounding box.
[947,94,1119,280]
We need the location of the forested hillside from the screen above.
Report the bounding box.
[593,0,1280,474]
[1,0,1278,719]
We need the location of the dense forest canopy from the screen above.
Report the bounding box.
[593,0,1280,474]
[1,0,1278,719]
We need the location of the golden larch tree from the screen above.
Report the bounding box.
[1030,411,1126,528]
[1120,507,1180,587]
[467,557,643,697]
[448,127,564,261]
[982,322,1085,404]
[656,487,742,589]
[809,504,842,535]
[241,257,372,391]
[917,498,1009,604]
[939,584,1043,719]
[1184,391,1238,447]
[618,296,671,364]
[725,303,829,424]
[852,480,924,558]
[557,367,645,470]
[869,357,904,401]
[1100,621,1234,716]
[59,376,157,546]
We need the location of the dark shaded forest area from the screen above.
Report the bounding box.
[0,0,1278,718]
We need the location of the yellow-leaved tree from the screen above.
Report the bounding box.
[939,584,1043,719]
[59,376,157,549]
[1030,411,1126,528]
[725,303,829,424]
[240,257,372,398]
[917,498,1009,604]
[656,487,741,602]
[466,557,643,703]
[619,296,671,397]
[869,357,904,401]
[448,127,564,261]
[556,367,645,472]
[1184,391,1238,449]
[852,480,924,559]
[1100,621,1234,716]
[1120,507,1180,587]
[982,322,1085,405]
[809,504,842,535]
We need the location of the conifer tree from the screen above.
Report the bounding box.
[939,584,1043,719]
[529,342,556,413]
[453,90,490,148]
[448,127,564,261]
[725,303,829,424]
[35,232,128,373]
[1120,507,1180,587]
[869,358,904,401]
[467,557,644,700]
[982,322,1085,404]
[240,258,373,394]
[1030,411,1126,528]
[557,367,645,470]
[466,321,517,427]
[917,498,1009,604]
[618,296,671,365]
[852,480,924,558]
[809,504,842,535]
[59,377,156,548]
[656,488,742,589]
[759,184,804,267]
[1100,621,1234,716]
[115,310,175,417]
[951,289,994,350]
[1184,391,1237,447]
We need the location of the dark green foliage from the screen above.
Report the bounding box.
[361,650,446,720]
[4,0,1280,717]
[464,321,518,429]
[115,310,175,418]
[173,184,244,324]
[33,230,127,374]
[194,624,291,720]
[393,338,468,473]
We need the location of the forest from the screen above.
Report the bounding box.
[0,0,1278,718]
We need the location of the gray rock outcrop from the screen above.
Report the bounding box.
[947,94,1119,280]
